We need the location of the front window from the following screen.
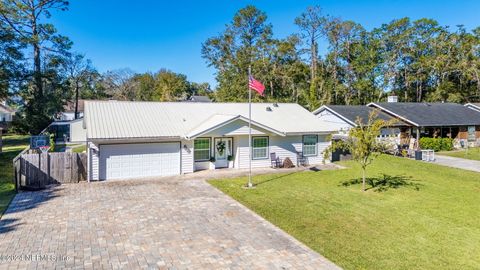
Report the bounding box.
[303,135,318,156]
[252,137,269,159]
[194,138,210,161]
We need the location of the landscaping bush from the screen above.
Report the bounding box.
[419,137,453,152]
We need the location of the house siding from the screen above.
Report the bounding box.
[236,134,330,169]
[70,120,87,143]
[201,119,267,137]
[88,141,100,181]
[316,110,353,133]
[181,139,194,174]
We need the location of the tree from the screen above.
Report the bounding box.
[132,72,155,101]
[0,25,25,100]
[326,110,395,191]
[101,69,136,100]
[153,69,189,101]
[295,6,327,108]
[202,6,274,101]
[0,0,71,133]
[63,53,94,119]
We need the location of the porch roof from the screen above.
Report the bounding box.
[185,114,285,139]
[368,102,480,127]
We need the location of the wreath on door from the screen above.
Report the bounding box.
[216,140,226,155]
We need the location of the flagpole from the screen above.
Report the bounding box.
[248,66,253,188]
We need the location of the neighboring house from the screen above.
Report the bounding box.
[58,99,85,121]
[0,103,15,130]
[465,103,480,112]
[367,102,480,144]
[313,105,408,137]
[47,118,87,143]
[186,95,212,103]
[47,99,87,143]
[0,103,15,122]
[84,101,334,181]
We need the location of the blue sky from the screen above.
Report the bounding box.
[51,0,480,86]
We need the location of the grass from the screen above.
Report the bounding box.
[0,134,29,217]
[209,155,480,270]
[438,147,480,161]
[71,144,86,153]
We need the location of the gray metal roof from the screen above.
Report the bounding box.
[314,105,407,127]
[369,102,480,127]
[85,101,334,140]
[187,95,212,102]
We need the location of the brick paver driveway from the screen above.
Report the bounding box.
[0,178,339,269]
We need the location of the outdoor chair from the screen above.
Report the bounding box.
[296,151,307,167]
[270,152,281,168]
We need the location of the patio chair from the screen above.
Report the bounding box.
[296,151,307,167]
[393,144,401,156]
[270,153,281,168]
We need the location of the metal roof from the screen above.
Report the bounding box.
[368,102,480,127]
[85,101,334,140]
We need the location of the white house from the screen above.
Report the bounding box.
[57,100,85,121]
[84,101,334,181]
[0,103,15,123]
[313,105,405,137]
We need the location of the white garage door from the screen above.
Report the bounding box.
[99,142,180,180]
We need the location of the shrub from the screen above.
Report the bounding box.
[419,137,453,152]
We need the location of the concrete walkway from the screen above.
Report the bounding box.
[432,155,480,173]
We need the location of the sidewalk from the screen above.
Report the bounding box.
[432,155,480,173]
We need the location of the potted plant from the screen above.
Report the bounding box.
[227,155,234,168]
[209,156,216,169]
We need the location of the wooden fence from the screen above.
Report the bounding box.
[13,152,87,190]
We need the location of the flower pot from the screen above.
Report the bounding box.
[228,160,234,168]
[209,162,216,170]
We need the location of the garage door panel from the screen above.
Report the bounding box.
[99,143,181,180]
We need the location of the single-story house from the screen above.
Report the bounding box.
[367,102,480,144]
[313,105,409,137]
[84,101,334,181]
[0,102,15,125]
[57,99,85,121]
[47,118,87,143]
[465,103,480,112]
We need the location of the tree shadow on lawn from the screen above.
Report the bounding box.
[340,174,423,192]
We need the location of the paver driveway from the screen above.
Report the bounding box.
[0,178,339,269]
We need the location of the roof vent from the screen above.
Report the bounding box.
[266,106,272,112]
[273,103,278,107]
[387,96,398,103]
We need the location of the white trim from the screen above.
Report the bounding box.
[465,103,480,111]
[186,115,285,139]
[367,102,420,127]
[313,105,358,127]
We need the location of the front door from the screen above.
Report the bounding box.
[214,138,232,168]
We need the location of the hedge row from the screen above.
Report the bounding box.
[419,137,454,152]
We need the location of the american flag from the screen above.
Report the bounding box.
[249,75,265,96]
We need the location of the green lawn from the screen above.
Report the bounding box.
[209,155,480,270]
[0,134,29,217]
[71,144,86,153]
[438,147,480,161]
